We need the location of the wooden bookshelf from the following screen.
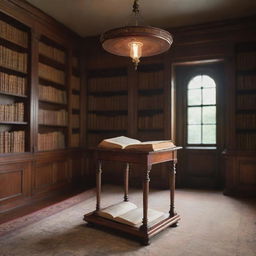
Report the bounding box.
[87,68,128,147]
[136,64,165,140]
[37,35,68,152]
[0,11,29,154]
[235,42,256,150]
[69,53,82,148]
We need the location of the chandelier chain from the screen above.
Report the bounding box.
[133,0,139,14]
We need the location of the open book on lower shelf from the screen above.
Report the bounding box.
[97,201,167,228]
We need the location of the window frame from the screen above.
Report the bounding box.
[185,70,218,147]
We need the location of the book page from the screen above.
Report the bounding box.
[125,140,175,151]
[97,201,137,219]
[115,208,165,226]
[98,136,141,149]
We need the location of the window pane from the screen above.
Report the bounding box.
[188,75,201,89]
[203,106,216,124]
[202,125,216,144]
[188,107,201,124]
[188,125,201,144]
[202,75,216,88]
[203,88,216,104]
[188,89,201,106]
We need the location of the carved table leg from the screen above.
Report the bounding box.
[169,160,178,227]
[96,161,102,212]
[141,165,152,231]
[124,163,129,202]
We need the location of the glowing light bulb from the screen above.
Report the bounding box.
[128,41,143,70]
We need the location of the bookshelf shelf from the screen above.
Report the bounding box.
[0,121,27,125]
[138,88,164,95]
[138,128,163,132]
[88,110,128,116]
[38,123,68,128]
[39,77,65,88]
[0,37,28,53]
[237,70,256,75]
[88,90,128,97]
[0,91,27,98]
[39,99,67,107]
[88,129,127,134]
[0,65,27,77]
[236,129,256,133]
[237,89,256,94]
[138,109,163,116]
[39,54,66,71]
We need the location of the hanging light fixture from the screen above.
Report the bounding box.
[100,0,173,70]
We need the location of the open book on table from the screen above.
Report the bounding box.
[98,136,176,152]
[97,201,166,227]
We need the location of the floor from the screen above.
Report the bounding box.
[0,185,255,256]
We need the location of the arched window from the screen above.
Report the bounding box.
[187,75,216,145]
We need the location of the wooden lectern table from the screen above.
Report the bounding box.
[84,147,181,245]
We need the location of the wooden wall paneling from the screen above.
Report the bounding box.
[70,149,84,183]
[33,151,70,195]
[0,160,32,212]
[53,159,69,185]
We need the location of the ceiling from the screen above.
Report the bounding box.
[26,0,256,37]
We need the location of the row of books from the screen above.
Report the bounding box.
[38,109,67,126]
[71,95,80,109]
[0,71,26,95]
[39,85,67,104]
[88,76,127,92]
[88,114,127,130]
[38,131,65,151]
[71,133,80,147]
[138,94,164,110]
[71,75,80,91]
[237,133,256,150]
[237,95,256,110]
[72,56,79,69]
[236,114,256,129]
[87,133,116,147]
[0,20,28,48]
[39,63,65,85]
[39,41,65,64]
[138,114,163,129]
[0,102,24,122]
[138,71,164,90]
[237,52,256,70]
[0,45,27,73]
[237,75,256,90]
[88,95,128,111]
[71,114,80,128]
[0,130,25,153]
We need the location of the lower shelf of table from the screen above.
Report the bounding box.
[83,211,180,245]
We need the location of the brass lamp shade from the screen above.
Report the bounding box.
[101,26,173,57]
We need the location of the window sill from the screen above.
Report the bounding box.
[185,146,217,150]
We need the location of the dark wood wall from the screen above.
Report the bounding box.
[84,16,256,195]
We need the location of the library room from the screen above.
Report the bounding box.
[0,0,255,255]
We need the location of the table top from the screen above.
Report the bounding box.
[90,147,182,165]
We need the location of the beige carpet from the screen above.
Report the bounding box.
[0,185,255,256]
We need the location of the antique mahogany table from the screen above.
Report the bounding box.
[84,147,182,245]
